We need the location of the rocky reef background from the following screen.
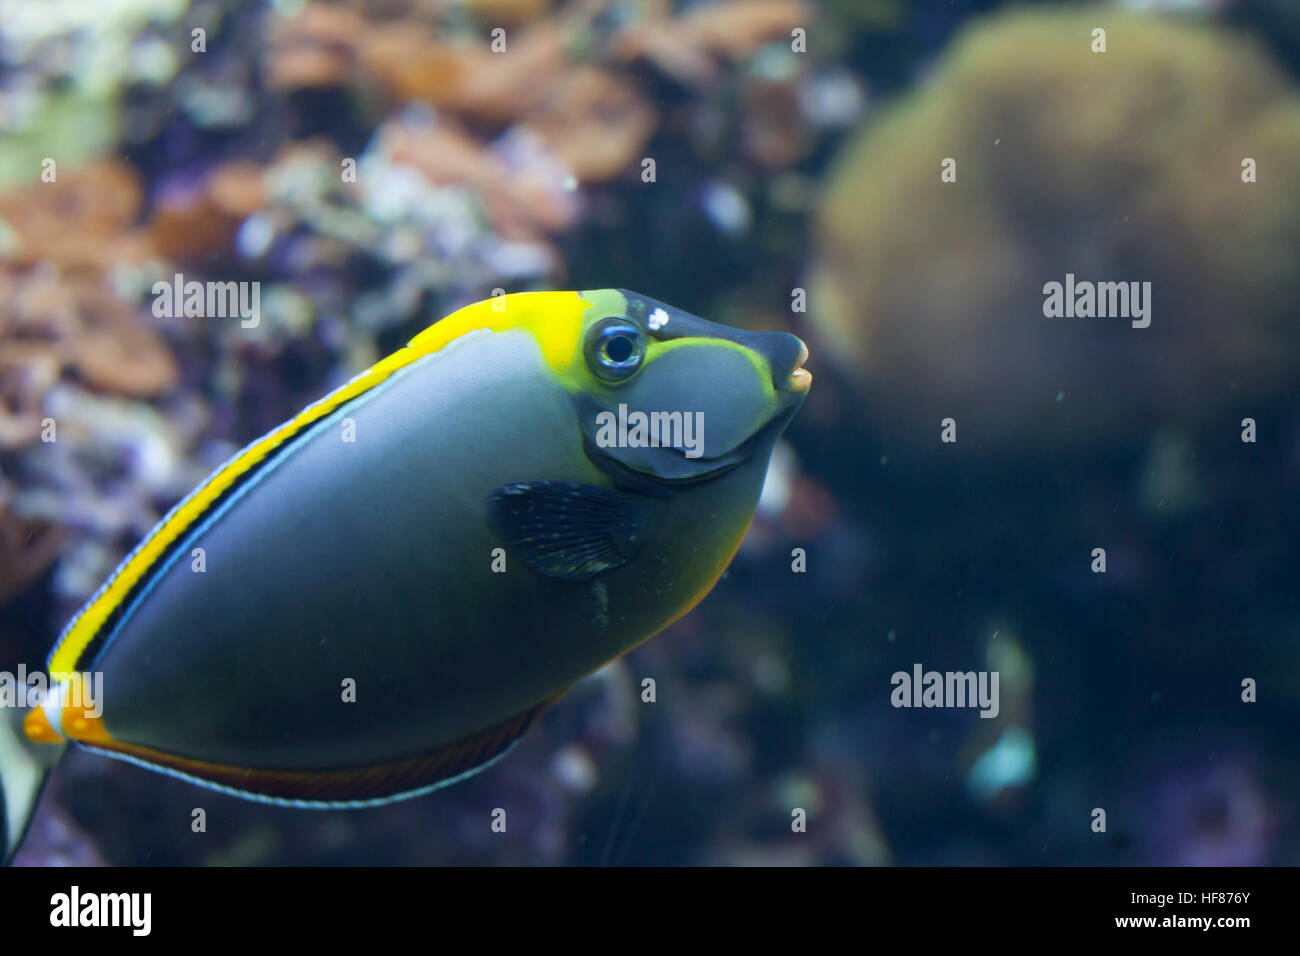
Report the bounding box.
[1,0,1297,865]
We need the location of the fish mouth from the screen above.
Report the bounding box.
[784,340,811,394]
[763,333,812,396]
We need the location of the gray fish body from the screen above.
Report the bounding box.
[95,328,771,768]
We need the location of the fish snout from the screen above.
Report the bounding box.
[760,332,812,394]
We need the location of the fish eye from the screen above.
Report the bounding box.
[586,319,645,383]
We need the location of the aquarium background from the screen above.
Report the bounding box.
[1,0,1297,865]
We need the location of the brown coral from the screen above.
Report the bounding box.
[362,20,570,123]
[264,2,369,90]
[0,159,179,407]
[149,161,267,262]
[811,9,1300,446]
[0,499,64,607]
[0,161,145,271]
[383,115,577,237]
[0,340,59,449]
[524,66,657,182]
[613,0,813,87]
[0,265,178,403]
[269,4,574,126]
[65,284,180,398]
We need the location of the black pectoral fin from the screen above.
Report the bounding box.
[487,481,653,581]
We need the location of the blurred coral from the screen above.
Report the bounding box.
[811,8,1300,446]
[149,160,267,262]
[0,161,147,270]
[613,0,813,88]
[0,160,177,414]
[523,66,657,183]
[0,487,64,606]
[265,2,367,91]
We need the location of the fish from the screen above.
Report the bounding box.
[0,288,809,863]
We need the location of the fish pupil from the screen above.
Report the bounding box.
[604,335,634,364]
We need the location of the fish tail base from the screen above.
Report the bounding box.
[0,700,66,865]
